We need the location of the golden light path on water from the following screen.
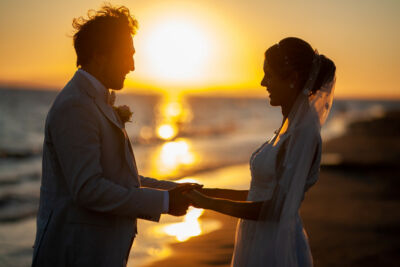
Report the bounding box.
[129,95,248,266]
[130,164,250,266]
[148,95,222,242]
[149,139,196,178]
[162,207,204,242]
[161,178,222,242]
[160,141,195,167]
[148,95,197,177]
[156,124,177,140]
[161,206,222,242]
[155,95,193,141]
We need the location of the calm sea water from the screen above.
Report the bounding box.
[0,87,399,266]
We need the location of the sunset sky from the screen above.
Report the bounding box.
[0,0,399,98]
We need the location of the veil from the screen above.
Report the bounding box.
[235,51,336,266]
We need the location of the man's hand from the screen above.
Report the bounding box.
[168,183,203,216]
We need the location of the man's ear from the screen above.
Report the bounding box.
[92,51,107,66]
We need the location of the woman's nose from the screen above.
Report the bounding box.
[129,57,135,72]
[131,60,135,72]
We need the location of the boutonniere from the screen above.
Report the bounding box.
[113,105,133,124]
[109,91,133,124]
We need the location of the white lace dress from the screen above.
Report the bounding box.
[231,127,321,267]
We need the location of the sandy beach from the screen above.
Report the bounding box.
[143,111,400,267]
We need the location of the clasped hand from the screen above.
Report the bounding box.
[168,183,203,216]
[183,189,209,209]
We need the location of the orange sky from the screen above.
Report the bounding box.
[0,0,399,99]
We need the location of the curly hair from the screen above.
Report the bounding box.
[72,3,138,67]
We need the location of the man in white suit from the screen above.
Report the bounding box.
[32,4,200,266]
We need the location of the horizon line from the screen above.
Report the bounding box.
[1,83,399,101]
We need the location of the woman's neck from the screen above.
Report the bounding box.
[281,105,291,119]
[281,100,295,120]
[281,89,301,119]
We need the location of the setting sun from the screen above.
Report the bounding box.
[2,1,400,266]
[141,18,212,83]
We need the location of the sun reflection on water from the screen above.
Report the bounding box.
[155,95,193,141]
[163,207,204,242]
[161,141,195,166]
[146,95,222,243]
[157,124,178,140]
[149,178,223,243]
[150,139,197,177]
[146,246,172,261]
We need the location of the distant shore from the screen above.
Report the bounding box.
[143,110,400,267]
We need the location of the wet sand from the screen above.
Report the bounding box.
[144,111,400,267]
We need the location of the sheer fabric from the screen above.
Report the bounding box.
[232,52,335,267]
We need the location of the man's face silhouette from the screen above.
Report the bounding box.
[101,33,135,90]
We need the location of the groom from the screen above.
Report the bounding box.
[32,4,200,267]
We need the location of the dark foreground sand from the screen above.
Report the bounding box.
[145,111,400,267]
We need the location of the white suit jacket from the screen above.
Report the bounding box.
[32,70,176,267]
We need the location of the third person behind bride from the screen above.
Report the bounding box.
[185,37,336,267]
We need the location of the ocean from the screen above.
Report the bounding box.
[0,87,399,266]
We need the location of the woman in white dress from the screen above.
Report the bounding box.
[185,37,336,267]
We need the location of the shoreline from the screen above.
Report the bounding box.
[143,166,400,267]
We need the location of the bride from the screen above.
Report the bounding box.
[184,37,336,267]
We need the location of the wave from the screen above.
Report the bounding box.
[0,148,42,159]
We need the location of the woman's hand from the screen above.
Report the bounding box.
[184,188,263,220]
[196,188,249,201]
[184,189,210,209]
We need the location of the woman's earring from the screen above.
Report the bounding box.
[290,83,294,88]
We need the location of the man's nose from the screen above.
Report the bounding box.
[261,77,267,87]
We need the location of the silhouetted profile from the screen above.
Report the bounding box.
[185,37,336,267]
[31,4,200,266]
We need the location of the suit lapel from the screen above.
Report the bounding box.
[73,71,140,182]
[74,71,123,130]
[94,98,124,130]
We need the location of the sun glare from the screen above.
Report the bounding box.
[142,19,211,82]
[163,207,204,242]
[157,124,177,140]
[160,140,195,167]
[150,139,197,178]
[155,96,193,141]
